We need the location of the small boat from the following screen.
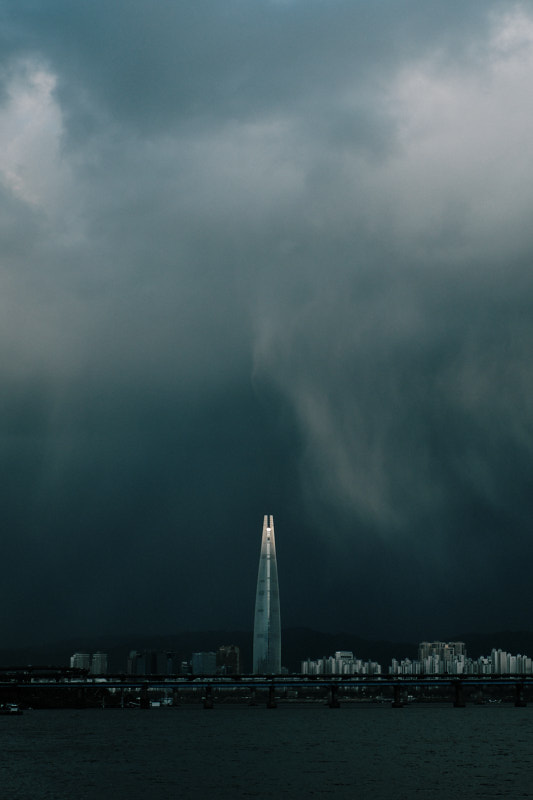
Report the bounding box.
[0,704,22,715]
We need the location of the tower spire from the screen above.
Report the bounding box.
[252,515,281,673]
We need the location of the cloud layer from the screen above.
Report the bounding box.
[1,0,533,645]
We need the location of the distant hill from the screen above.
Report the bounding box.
[0,628,416,673]
[1,629,531,673]
[281,628,417,670]
[449,631,533,660]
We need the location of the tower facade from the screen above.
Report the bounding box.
[253,514,281,673]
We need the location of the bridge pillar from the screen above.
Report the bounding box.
[203,685,214,709]
[328,684,340,708]
[140,685,150,709]
[452,680,465,708]
[267,684,277,709]
[515,682,527,707]
[76,687,88,709]
[391,685,403,708]
[249,688,257,706]
[172,688,180,707]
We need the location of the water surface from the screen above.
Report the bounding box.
[1,704,531,799]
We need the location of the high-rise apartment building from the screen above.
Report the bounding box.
[90,652,108,675]
[216,645,240,675]
[191,652,217,674]
[127,650,176,675]
[70,653,91,671]
[253,514,281,673]
[70,652,108,674]
[418,641,466,661]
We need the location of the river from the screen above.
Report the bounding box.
[1,704,531,798]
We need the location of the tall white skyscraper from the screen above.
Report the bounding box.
[253,515,281,673]
[70,653,91,671]
[90,652,108,675]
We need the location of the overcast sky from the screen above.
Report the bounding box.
[2,0,533,648]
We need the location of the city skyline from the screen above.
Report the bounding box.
[65,639,533,678]
[6,621,533,681]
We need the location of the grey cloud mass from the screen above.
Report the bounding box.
[1,0,533,647]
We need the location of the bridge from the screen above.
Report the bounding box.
[1,668,533,708]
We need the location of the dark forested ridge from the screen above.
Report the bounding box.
[0,629,531,673]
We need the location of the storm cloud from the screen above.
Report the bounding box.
[1,0,533,646]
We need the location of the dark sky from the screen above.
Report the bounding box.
[1,0,533,647]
